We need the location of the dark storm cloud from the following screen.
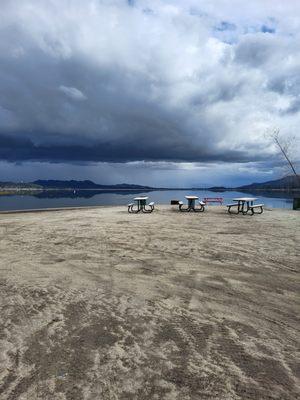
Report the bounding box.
[0,0,299,167]
[268,68,300,97]
[0,132,263,164]
[234,34,278,67]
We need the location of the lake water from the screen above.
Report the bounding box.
[0,189,295,211]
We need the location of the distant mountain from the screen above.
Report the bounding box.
[32,180,154,190]
[33,179,101,189]
[207,186,228,191]
[237,175,300,190]
[112,183,154,189]
[1,176,299,192]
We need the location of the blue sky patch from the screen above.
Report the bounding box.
[261,24,276,34]
[216,21,236,31]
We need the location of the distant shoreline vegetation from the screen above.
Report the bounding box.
[1,188,300,196]
[0,175,299,196]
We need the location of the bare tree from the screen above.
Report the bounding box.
[268,128,299,182]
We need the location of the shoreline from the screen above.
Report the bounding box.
[1,187,300,195]
[0,203,294,215]
[0,205,109,214]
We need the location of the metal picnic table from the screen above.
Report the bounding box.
[230,197,257,214]
[185,195,199,210]
[128,196,155,213]
[134,196,148,211]
[179,196,205,212]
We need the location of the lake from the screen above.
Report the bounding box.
[0,189,295,211]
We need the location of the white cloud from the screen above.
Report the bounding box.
[59,85,87,101]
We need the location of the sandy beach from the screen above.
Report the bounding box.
[0,205,299,400]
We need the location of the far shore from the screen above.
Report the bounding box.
[0,187,300,196]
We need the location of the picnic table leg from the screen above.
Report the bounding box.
[179,203,188,212]
[248,200,253,214]
[228,204,239,214]
[196,203,205,212]
[138,200,143,212]
[242,201,246,214]
[190,199,196,211]
[241,201,249,214]
[238,201,242,213]
[192,199,197,211]
[193,200,204,212]
[242,201,251,215]
[242,201,247,214]
[248,201,251,213]
[129,202,140,213]
[142,202,154,213]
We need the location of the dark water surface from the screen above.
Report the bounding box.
[0,189,295,211]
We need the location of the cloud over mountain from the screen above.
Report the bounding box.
[0,0,299,178]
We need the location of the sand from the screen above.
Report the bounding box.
[0,205,299,400]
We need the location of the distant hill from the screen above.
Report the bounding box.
[32,180,154,190]
[0,181,42,189]
[207,186,227,191]
[1,176,299,192]
[237,175,300,190]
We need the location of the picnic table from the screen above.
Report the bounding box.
[179,196,205,212]
[227,197,264,215]
[203,197,223,204]
[128,196,155,213]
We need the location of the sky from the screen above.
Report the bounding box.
[0,0,300,187]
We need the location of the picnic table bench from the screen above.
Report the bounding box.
[203,197,223,204]
[248,204,264,214]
